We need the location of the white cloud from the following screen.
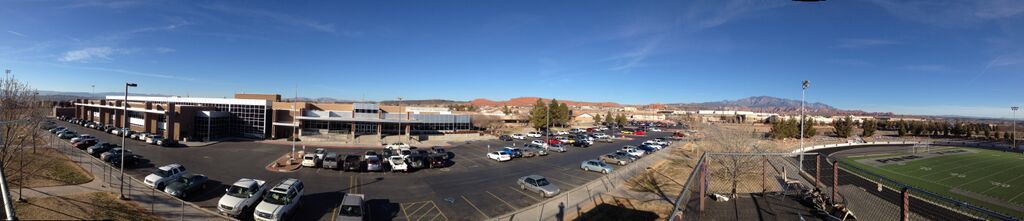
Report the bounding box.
[902,64,953,72]
[833,38,899,49]
[59,47,116,62]
[7,31,26,37]
[155,47,176,53]
[869,0,1024,28]
[200,4,347,35]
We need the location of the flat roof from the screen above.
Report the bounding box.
[105,96,270,106]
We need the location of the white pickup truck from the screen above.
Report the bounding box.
[218,178,268,217]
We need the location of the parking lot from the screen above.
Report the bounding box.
[53,120,674,221]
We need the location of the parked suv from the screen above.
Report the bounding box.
[322,153,340,169]
[218,178,268,217]
[255,178,304,221]
[343,155,362,172]
[144,164,187,190]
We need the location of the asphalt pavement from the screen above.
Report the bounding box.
[54,120,672,221]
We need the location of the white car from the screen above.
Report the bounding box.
[385,142,410,150]
[144,164,187,190]
[314,148,327,160]
[487,151,512,162]
[218,178,268,217]
[593,133,610,139]
[70,134,95,143]
[511,134,526,140]
[389,156,408,172]
[527,132,542,138]
[530,140,549,148]
[556,131,569,135]
[301,153,317,167]
[254,178,304,221]
[650,128,663,132]
[622,148,645,158]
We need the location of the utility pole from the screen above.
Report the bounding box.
[397,97,403,142]
[121,82,137,200]
[800,80,809,172]
[290,86,297,163]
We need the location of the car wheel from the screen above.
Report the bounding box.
[602,169,609,174]
[540,191,545,198]
[582,167,588,171]
[620,161,626,166]
[520,184,526,190]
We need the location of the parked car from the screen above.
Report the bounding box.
[547,144,567,153]
[636,145,657,154]
[499,135,513,141]
[70,134,95,143]
[164,174,209,199]
[343,155,362,172]
[154,137,176,147]
[144,164,188,190]
[487,151,512,162]
[600,154,631,165]
[218,178,268,217]
[529,140,548,148]
[48,127,66,133]
[525,146,548,156]
[335,193,365,221]
[108,153,144,168]
[511,134,526,140]
[572,140,591,148]
[87,143,118,156]
[146,135,164,144]
[301,153,317,167]
[406,155,426,169]
[57,131,77,139]
[100,148,130,161]
[73,139,98,149]
[502,147,524,158]
[519,148,538,158]
[384,142,410,150]
[614,151,640,161]
[634,130,646,136]
[428,155,448,168]
[597,137,614,143]
[365,156,383,172]
[622,147,645,158]
[429,147,449,160]
[517,175,560,198]
[581,160,613,174]
[132,132,148,141]
[322,152,340,169]
[254,178,304,221]
[389,156,408,172]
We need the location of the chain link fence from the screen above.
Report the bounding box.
[490,141,677,221]
[44,130,227,221]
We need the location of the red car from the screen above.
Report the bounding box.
[633,130,646,136]
[673,132,686,138]
[546,139,562,145]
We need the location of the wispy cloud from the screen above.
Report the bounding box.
[869,0,1024,28]
[902,64,953,72]
[989,54,1024,67]
[607,35,665,72]
[60,0,144,9]
[7,31,26,37]
[155,47,176,53]
[833,38,899,49]
[60,47,116,62]
[827,59,873,67]
[200,4,352,36]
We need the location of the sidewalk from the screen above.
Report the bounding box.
[42,133,229,221]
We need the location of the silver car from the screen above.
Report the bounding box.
[517,175,560,198]
[581,160,613,174]
[547,144,566,153]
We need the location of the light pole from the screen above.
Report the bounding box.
[799,80,809,172]
[290,88,297,163]
[397,97,403,143]
[120,82,137,200]
[1013,106,1019,152]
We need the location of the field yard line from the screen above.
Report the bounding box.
[1009,190,1024,203]
[955,163,1024,188]
[873,165,953,188]
[919,155,1003,178]
[980,174,1024,195]
[937,157,1024,183]
[900,152,989,176]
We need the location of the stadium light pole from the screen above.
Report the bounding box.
[1013,106,1018,153]
[120,82,137,200]
[800,80,809,172]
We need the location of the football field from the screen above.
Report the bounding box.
[839,146,1024,218]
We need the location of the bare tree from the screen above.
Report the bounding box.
[471,115,504,134]
[0,75,44,189]
[698,124,767,198]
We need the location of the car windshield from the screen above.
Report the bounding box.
[535,178,551,186]
[226,185,252,198]
[338,205,363,216]
[154,169,171,177]
[304,155,314,160]
[263,191,289,205]
[400,150,411,155]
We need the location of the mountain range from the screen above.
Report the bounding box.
[669,96,889,116]
[470,97,621,107]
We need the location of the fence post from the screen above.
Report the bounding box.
[901,187,910,221]
[699,163,705,213]
[832,160,838,204]
[761,156,766,193]
[815,154,821,188]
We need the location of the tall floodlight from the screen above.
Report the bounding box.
[1013,106,1019,153]
[799,80,809,171]
[121,82,137,200]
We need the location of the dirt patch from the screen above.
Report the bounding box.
[6,148,93,188]
[15,192,160,221]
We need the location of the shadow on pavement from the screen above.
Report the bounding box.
[366,198,401,221]
[573,203,659,221]
[293,190,345,221]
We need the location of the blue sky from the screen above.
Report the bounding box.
[2,0,1023,118]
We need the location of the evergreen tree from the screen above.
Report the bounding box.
[502,105,511,115]
[605,111,614,126]
[862,119,877,137]
[616,114,628,126]
[832,116,854,138]
[529,99,548,129]
[547,99,560,127]
[897,120,908,137]
[803,119,817,138]
[558,103,570,126]
[593,114,602,125]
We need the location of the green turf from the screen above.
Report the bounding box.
[839,147,1024,219]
